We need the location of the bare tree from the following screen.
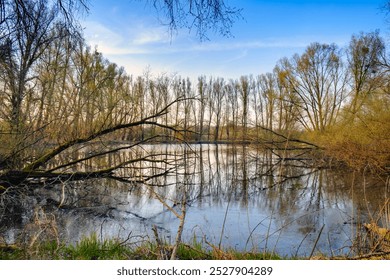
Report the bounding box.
[347,31,386,116]
[0,1,89,168]
[146,0,242,40]
[211,77,225,141]
[255,73,277,132]
[225,79,239,141]
[278,43,348,132]
[238,75,251,140]
[274,66,300,132]
[196,75,207,141]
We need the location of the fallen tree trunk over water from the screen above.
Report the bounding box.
[0,97,190,191]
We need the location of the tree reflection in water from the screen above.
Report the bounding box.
[1,144,389,257]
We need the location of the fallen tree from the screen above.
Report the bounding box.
[0,97,191,191]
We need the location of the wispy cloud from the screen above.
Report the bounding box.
[81,20,350,80]
[132,26,171,45]
[83,21,175,55]
[187,35,348,53]
[83,20,321,56]
[83,21,129,54]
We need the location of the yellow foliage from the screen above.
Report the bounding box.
[310,93,390,172]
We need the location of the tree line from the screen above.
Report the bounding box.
[1,30,388,138]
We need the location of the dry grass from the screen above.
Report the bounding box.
[347,198,390,260]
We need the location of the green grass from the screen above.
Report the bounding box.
[0,234,283,260]
[3,231,390,260]
[0,234,132,260]
[63,234,132,260]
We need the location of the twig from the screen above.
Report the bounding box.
[309,224,325,259]
[170,194,187,260]
[349,251,390,260]
[152,225,166,260]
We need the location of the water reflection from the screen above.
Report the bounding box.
[1,144,389,257]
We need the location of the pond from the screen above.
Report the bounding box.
[1,144,389,257]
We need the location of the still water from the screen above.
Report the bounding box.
[1,144,389,257]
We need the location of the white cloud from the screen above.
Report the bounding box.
[83,21,122,46]
[83,20,337,58]
[81,20,350,80]
[132,26,171,45]
[83,21,174,55]
[187,36,334,53]
[224,49,248,63]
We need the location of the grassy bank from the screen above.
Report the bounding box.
[0,234,282,260]
[2,232,390,260]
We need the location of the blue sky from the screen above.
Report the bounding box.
[82,0,388,80]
